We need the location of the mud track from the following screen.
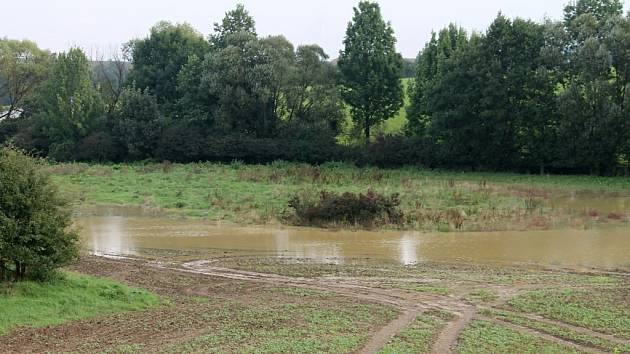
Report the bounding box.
[4,255,625,354]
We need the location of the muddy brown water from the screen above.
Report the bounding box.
[76,203,630,271]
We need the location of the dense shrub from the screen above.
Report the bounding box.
[0,146,79,282]
[202,136,345,164]
[155,122,207,162]
[76,132,122,162]
[288,189,403,227]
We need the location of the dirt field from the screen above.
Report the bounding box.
[1,255,628,353]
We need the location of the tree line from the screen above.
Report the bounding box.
[1,0,629,175]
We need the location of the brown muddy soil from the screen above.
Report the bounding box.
[1,256,628,353]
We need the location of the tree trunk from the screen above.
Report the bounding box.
[364,116,370,145]
[15,261,21,282]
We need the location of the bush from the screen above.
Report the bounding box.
[155,122,207,162]
[0,146,79,282]
[288,189,403,227]
[76,132,122,162]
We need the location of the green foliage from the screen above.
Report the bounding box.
[284,45,344,139]
[202,34,291,138]
[555,5,630,174]
[0,38,51,119]
[564,0,624,40]
[33,48,104,160]
[415,16,557,170]
[289,189,403,227]
[113,87,162,160]
[175,54,214,126]
[406,24,467,137]
[210,4,257,49]
[0,146,79,281]
[338,1,404,143]
[3,1,630,175]
[0,272,159,335]
[126,22,209,106]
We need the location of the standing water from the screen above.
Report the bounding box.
[76,201,630,271]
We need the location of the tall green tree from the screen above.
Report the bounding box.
[176,54,214,126]
[564,0,623,41]
[0,39,51,119]
[0,146,78,281]
[423,15,557,170]
[210,4,257,49]
[282,45,344,139]
[202,34,294,137]
[113,87,162,160]
[556,1,628,174]
[126,22,209,107]
[338,1,404,143]
[33,48,104,160]
[407,24,467,136]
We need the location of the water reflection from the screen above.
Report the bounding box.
[86,216,134,257]
[399,234,420,265]
[76,216,630,271]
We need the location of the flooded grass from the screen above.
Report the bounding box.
[49,162,630,232]
[0,272,159,335]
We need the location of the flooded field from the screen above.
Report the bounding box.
[76,197,630,271]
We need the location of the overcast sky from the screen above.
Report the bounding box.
[2,0,627,59]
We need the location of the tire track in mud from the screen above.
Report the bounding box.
[479,316,606,354]
[430,306,477,354]
[358,309,423,354]
[102,256,625,354]
[164,260,476,353]
[167,260,471,313]
[478,307,630,346]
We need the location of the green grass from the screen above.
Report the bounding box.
[0,272,159,335]
[467,289,499,302]
[506,288,630,339]
[377,311,452,354]
[164,290,397,354]
[386,281,450,296]
[457,320,584,354]
[482,308,630,353]
[49,161,630,231]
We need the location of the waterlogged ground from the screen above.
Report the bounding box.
[2,163,626,353]
[78,213,630,271]
[1,255,627,353]
[50,162,630,232]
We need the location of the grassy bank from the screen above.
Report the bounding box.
[50,162,630,231]
[0,272,159,335]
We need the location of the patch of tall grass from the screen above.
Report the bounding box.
[0,272,159,335]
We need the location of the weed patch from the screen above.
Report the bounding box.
[289,189,403,228]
